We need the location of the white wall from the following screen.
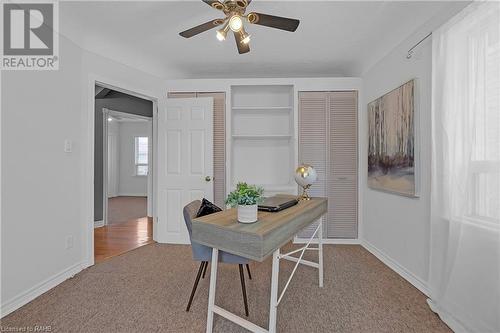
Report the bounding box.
[107,120,120,198]
[1,8,164,315]
[1,36,86,315]
[360,2,469,293]
[117,121,150,197]
[362,47,431,289]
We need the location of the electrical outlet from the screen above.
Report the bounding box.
[65,235,74,249]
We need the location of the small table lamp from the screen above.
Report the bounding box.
[294,164,317,201]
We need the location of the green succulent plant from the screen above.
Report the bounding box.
[225,182,264,207]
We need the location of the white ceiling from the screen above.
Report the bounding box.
[61,1,460,79]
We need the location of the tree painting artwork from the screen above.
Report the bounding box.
[368,79,417,197]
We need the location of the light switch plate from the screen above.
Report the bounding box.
[64,140,72,153]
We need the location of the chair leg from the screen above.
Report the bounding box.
[186,262,205,312]
[202,261,208,279]
[238,264,249,317]
[245,263,252,280]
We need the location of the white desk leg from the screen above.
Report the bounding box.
[206,248,218,333]
[318,221,324,288]
[268,249,280,333]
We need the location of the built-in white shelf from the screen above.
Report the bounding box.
[232,106,292,111]
[230,84,295,194]
[231,134,292,139]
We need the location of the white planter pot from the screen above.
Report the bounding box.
[237,204,258,223]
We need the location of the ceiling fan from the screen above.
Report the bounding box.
[179,0,300,54]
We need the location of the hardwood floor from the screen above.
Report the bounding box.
[108,196,147,224]
[94,217,154,263]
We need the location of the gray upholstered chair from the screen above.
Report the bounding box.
[183,200,252,316]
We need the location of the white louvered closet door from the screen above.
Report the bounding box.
[167,92,226,208]
[298,92,328,238]
[328,91,358,238]
[298,91,358,239]
[198,92,226,208]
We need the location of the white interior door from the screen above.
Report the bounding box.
[158,97,214,243]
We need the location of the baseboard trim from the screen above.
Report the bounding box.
[1,261,87,318]
[361,239,429,296]
[293,238,360,244]
[427,299,467,333]
[94,220,104,228]
[427,298,492,333]
[117,193,147,197]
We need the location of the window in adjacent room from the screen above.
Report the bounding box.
[134,136,148,176]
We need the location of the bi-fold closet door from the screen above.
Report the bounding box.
[298,91,358,239]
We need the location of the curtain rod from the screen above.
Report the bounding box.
[407,32,432,59]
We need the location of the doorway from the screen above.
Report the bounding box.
[93,85,155,263]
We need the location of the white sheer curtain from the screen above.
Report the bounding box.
[429,2,500,332]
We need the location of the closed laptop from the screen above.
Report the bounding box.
[258,196,299,212]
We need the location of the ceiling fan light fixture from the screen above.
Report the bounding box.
[216,22,229,41]
[216,29,227,41]
[179,1,301,55]
[229,15,243,32]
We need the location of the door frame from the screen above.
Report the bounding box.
[102,108,153,226]
[84,74,159,267]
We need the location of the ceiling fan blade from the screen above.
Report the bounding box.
[234,31,250,54]
[179,19,225,38]
[202,0,226,11]
[247,12,300,32]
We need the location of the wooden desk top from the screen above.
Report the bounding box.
[192,196,327,261]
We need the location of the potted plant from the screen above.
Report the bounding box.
[225,182,264,223]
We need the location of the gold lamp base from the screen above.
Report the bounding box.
[298,184,312,201]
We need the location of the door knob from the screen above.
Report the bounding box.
[205,176,212,182]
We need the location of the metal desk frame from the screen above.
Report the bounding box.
[205,221,323,333]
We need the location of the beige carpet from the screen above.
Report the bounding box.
[108,196,147,224]
[1,243,450,333]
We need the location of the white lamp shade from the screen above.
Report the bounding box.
[294,164,317,187]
